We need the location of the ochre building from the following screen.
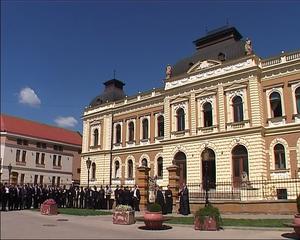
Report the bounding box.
[81,27,300,203]
[0,114,82,186]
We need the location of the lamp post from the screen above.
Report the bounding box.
[86,157,92,188]
[203,149,210,206]
[8,163,12,185]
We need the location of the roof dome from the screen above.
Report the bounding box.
[89,79,126,107]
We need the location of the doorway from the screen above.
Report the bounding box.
[232,145,249,188]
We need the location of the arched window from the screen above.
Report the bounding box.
[177,108,185,131]
[128,122,134,142]
[157,115,164,137]
[142,118,149,140]
[128,160,133,179]
[114,161,120,178]
[91,162,96,180]
[141,158,148,167]
[115,124,121,144]
[232,96,244,122]
[203,102,213,127]
[201,148,216,189]
[93,129,99,146]
[157,157,163,178]
[270,92,282,117]
[295,87,300,114]
[274,144,286,169]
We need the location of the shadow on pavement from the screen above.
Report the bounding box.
[281,232,299,239]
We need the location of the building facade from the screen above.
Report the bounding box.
[0,114,82,186]
[81,27,300,199]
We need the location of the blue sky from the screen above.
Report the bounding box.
[1,1,299,132]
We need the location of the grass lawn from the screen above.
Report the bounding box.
[57,208,112,216]
[165,217,290,228]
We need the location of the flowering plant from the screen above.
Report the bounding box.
[115,205,133,212]
[43,199,56,205]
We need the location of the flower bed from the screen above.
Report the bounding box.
[40,199,58,215]
[112,205,135,225]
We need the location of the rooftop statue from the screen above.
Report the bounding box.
[245,38,253,55]
[165,64,172,79]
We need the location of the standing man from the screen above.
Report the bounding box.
[155,186,166,214]
[105,185,112,210]
[132,185,140,211]
[179,182,190,215]
[114,185,120,207]
[165,185,173,214]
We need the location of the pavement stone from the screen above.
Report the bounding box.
[0,210,297,239]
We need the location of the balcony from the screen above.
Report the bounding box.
[267,116,286,127]
[226,120,250,130]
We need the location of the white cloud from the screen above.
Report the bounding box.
[54,116,78,128]
[18,87,41,107]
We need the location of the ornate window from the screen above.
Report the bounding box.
[296,87,300,114]
[157,115,164,137]
[176,108,185,131]
[115,124,121,144]
[128,122,134,142]
[270,92,282,118]
[91,162,96,180]
[142,118,149,140]
[128,160,133,179]
[274,144,286,170]
[93,129,99,146]
[157,157,163,178]
[203,102,213,127]
[114,161,120,178]
[141,158,148,167]
[232,96,244,122]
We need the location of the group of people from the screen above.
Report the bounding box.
[154,183,190,215]
[0,183,121,211]
[0,182,190,215]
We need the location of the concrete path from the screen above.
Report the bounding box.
[0,210,296,239]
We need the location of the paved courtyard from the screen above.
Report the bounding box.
[0,210,296,239]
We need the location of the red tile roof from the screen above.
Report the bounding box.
[1,114,82,146]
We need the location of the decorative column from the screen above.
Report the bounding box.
[167,163,179,213]
[137,166,150,211]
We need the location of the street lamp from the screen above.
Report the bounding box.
[8,163,12,185]
[86,157,92,188]
[203,148,210,206]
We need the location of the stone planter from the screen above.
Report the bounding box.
[293,214,300,237]
[194,216,218,231]
[143,211,163,230]
[113,210,135,225]
[40,199,58,215]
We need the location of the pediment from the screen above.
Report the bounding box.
[224,82,248,92]
[170,95,189,104]
[187,60,221,74]
[195,89,217,98]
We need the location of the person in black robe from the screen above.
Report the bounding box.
[155,186,167,214]
[165,185,173,214]
[114,185,120,206]
[99,186,105,209]
[179,183,190,215]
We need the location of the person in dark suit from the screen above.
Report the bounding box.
[118,185,124,206]
[123,186,130,205]
[99,186,105,209]
[179,182,190,215]
[132,185,140,211]
[114,185,120,206]
[165,185,173,214]
[79,187,85,208]
[155,186,167,214]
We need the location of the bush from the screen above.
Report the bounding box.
[194,204,222,227]
[115,205,133,212]
[147,203,162,212]
[297,194,300,214]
